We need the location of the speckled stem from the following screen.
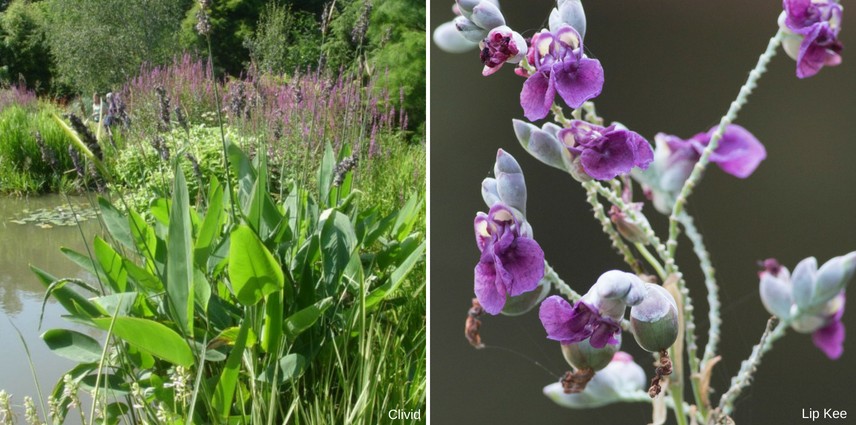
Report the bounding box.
[719,318,787,416]
[544,260,581,301]
[666,30,784,257]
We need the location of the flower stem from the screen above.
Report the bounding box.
[583,182,644,275]
[666,29,784,257]
[635,242,667,281]
[544,260,581,301]
[679,212,722,368]
[719,318,787,416]
[623,391,704,424]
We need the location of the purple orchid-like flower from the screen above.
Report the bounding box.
[780,0,844,78]
[540,296,622,348]
[812,295,846,359]
[474,204,545,315]
[518,24,604,121]
[481,26,528,76]
[559,120,654,181]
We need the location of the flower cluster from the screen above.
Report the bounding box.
[759,253,856,359]
[780,0,844,78]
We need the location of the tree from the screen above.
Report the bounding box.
[45,0,189,94]
[0,0,53,92]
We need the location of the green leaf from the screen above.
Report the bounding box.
[392,194,421,241]
[60,247,106,282]
[167,164,195,336]
[91,292,137,317]
[31,265,102,320]
[94,236,128,292]
[317,142,335,207]
[128,208,160,275]
[91,317,193,367]
[195,177,224,269]
[123,259,164,292]
[212,316,250,420]
[278,353,307,383]
[319,209,358,290]
[193,268,211,316]
[97,197,134,250]
[284,297,333,338]
[41,329,102,363]
[365,241,425,309]
[228,225,284,306]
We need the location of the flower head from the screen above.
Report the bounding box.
[544,352,646,409]
[560,120,654,181]
[519,25,604,120]
[480,26,527,76]
[758,252,856,359]
[633,124,766,214]
[780,0,844,78]
[474,204,545,315]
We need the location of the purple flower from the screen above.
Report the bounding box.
[559,120,654,181]
[812,295,845,359]
[474,204,545,315]
[519,25,604,121]
[540,296,621,348]
[480,26,527,76]
[780,0,844,78]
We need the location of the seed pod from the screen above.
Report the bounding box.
[630,284,679,352]
[561,333,621,372]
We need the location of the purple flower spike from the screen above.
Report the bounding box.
[474,204,545,315]
[781,0,844,78]
[539,295,621,348]
[519,25,604,121]
[813,298,845,359]
[688,125,767,179]
[561,120,654,181]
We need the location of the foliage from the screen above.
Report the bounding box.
[0,0,53,92]
[34,143,425,423]
[179,0,265,76]
[44,0,188,94]
[246,2,322,75]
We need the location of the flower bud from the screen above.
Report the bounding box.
[610,203,650,244]
[544,352,646,409]
[481,177,501,208]
[455,0,481,19]
[454,16,488,42]
[812,251,856,307]
[630,284,679,352]
[550,0,586,39]
[759,260,793,320]
[502,279,550,316]
[494,149,527,215]
[433,21,479,53]
[561,334,621,371]
[470,1,505,30]
[587,270,646,320]
[513,119,570,172]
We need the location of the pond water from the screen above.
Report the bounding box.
[0,195,99,421]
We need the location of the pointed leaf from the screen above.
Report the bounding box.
[167,164,195,336]
[91,317,193,367]
[41,329,102,363]
[228,225,284,305]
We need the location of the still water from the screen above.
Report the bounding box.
[0,195,98,421]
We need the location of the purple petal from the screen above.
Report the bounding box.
[497,237,545,297]
[520,71,555,121]
[580,138,636,180]
[589,319,621,349]
[704,125,767,178]
[784,0,812,26]
[475,259,507,315]
[539,296,578,343]
[796,24,843,79]
[813,317,845,360]
[554,57,604,109]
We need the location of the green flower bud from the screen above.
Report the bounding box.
[561,333,621,372]
[630,284,678,352]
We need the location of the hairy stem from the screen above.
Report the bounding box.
[666,30,784,257]
[584,182,644,275]
[544,260,581,301]
[719,318,786,416]
[679,212,722,368]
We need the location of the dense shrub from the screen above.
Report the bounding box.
[0,0,53,92]
[246,2,322,74]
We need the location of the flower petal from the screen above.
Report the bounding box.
[579,134,638,180]
[554,57,604,109]
[704,125,767,178]
[520,71,555,121]
[475,259,507,315]
[498,237,545,297]
[812,317,845,360]
[539,296,578,343]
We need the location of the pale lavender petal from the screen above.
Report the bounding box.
[812,317,845,360]
[554,57,604,109]
[521,71,555,121]
[498,237,545,297]
[704,125,767,178]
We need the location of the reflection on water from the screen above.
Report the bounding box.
[0,195,99,422]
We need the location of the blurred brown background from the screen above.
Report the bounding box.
[430,1,856,424]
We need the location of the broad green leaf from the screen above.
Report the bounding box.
[92,317,193,367]
[278,353,307,383]
[123,259,164,292]
[167,164,195,336]
[41,329,102,363]
[319,209,358,289]
[212,326,257,349]
[32,266,102,320]
[60,247,106,282]
[94,236,128,292]
[193,268,211,315]
[128,208,160,275]
[212,316,250,420]
[91,292,137,317]
[195,177,224,268]
[261,291,283,354]
[80,373,130,396]
[228,225,284,306]
[227,141,256,205]
[392,194,422,241]
[97,197,134,250]
[365,241,426,309]
[284,297,333,338]
[317,142,335,207]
